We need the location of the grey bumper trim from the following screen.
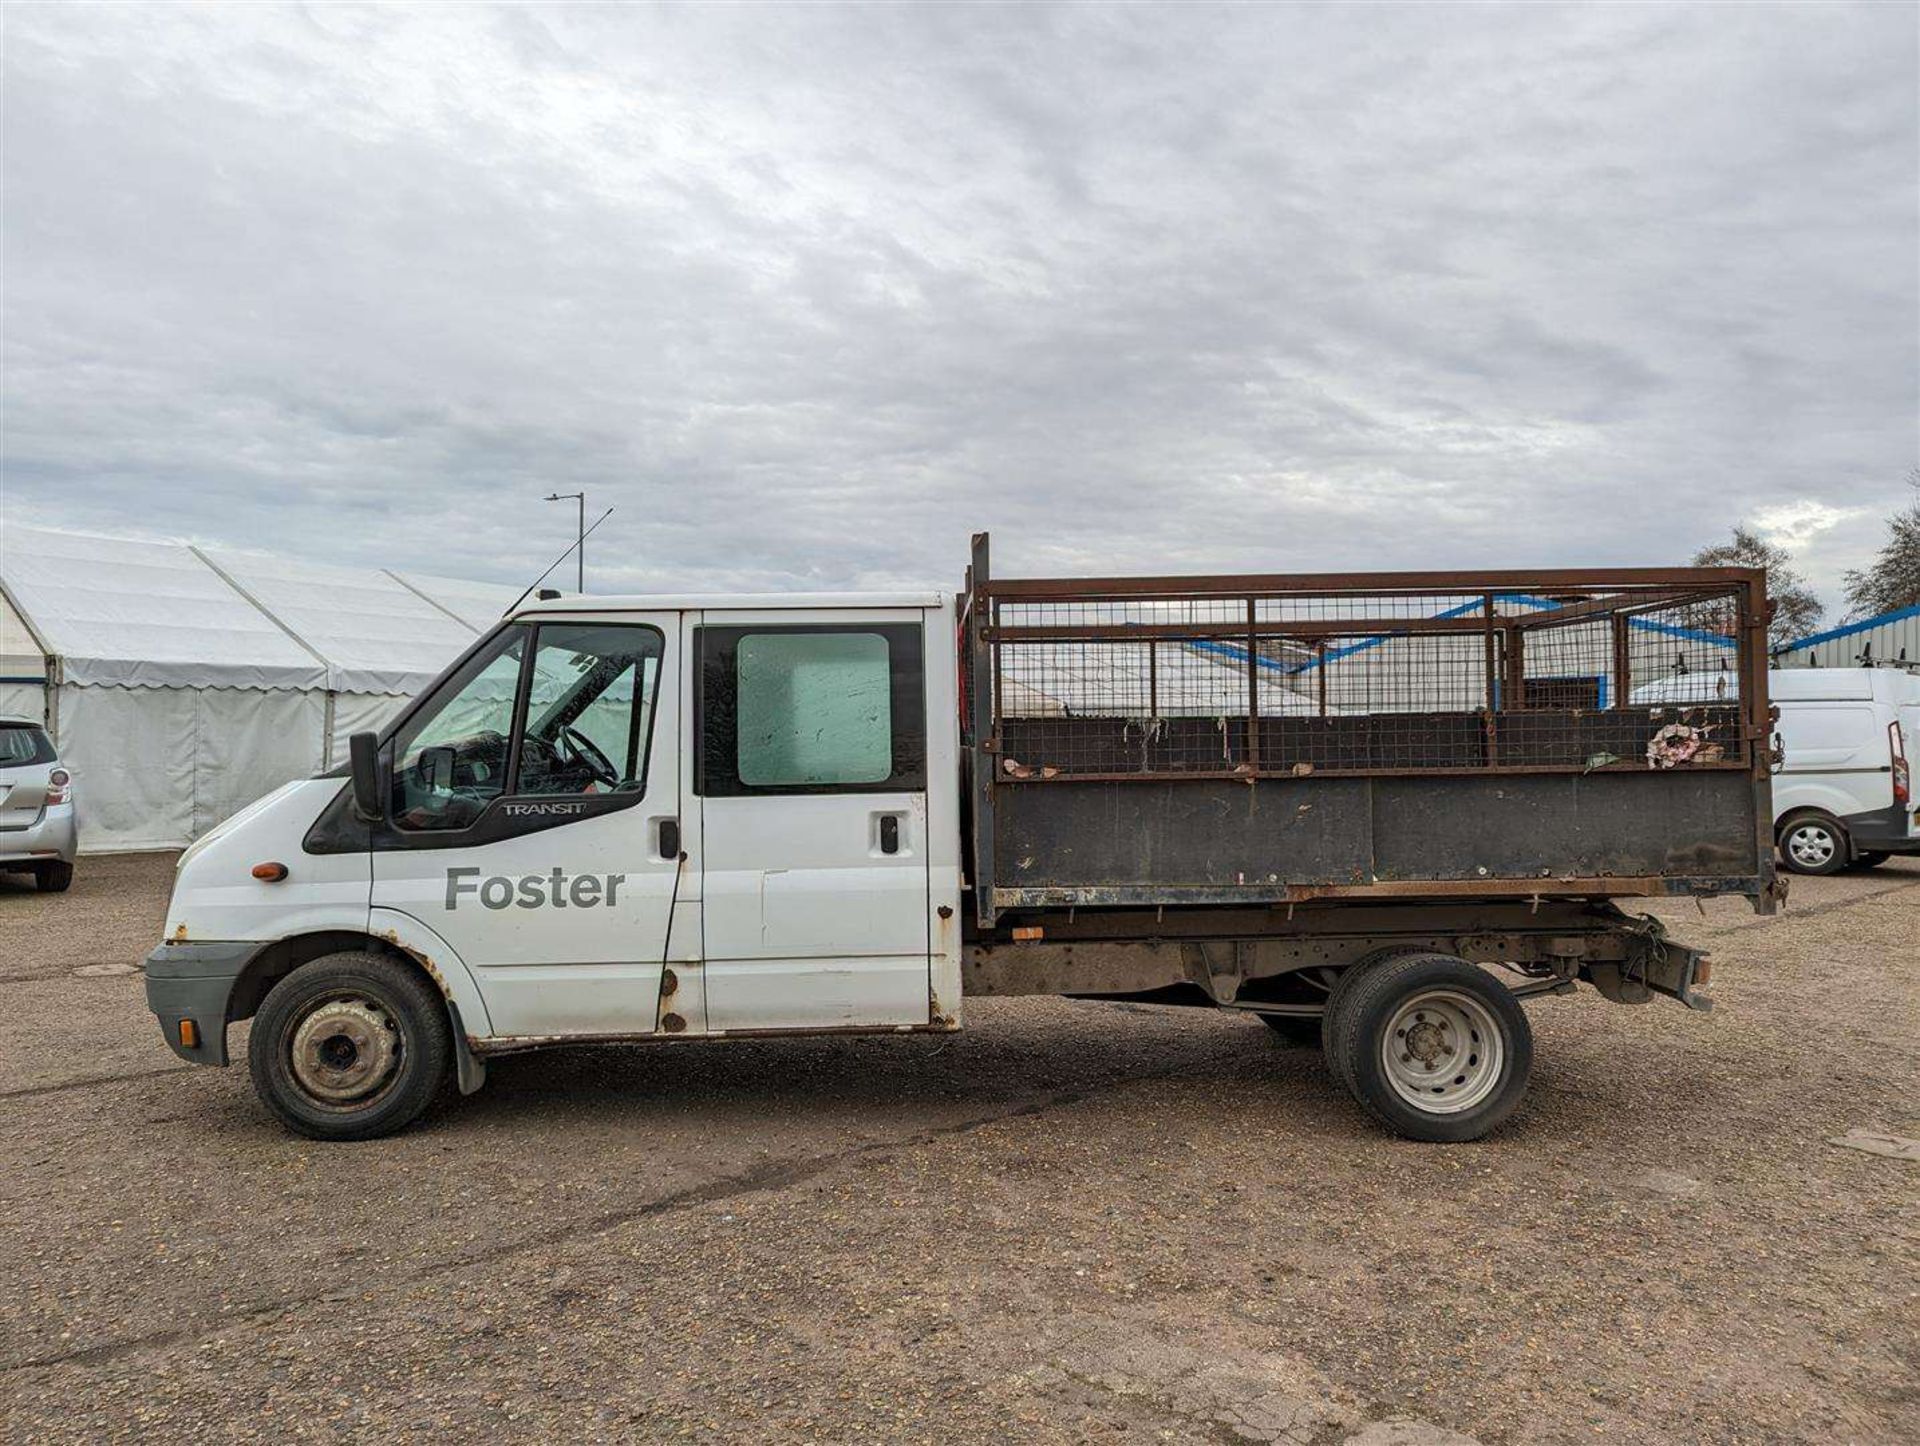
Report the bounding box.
[1840,803,1920,855]
[144,941,263,1067]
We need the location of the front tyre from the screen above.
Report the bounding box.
[248,952,450,1141]
[1324,953,1532,1143]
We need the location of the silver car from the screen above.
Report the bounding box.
[0,715,75,892]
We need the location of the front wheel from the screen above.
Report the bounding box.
[248,952,450,1141]
[1323,952,1532,1143]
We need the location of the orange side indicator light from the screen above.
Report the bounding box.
[178,1019,199,1049]
[1012,925,1045,943]
[251,862,289,882]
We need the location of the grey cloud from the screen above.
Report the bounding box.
[2,2,1914,613]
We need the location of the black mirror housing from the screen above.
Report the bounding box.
[348,731,383,822]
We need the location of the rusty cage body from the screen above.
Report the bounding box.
[961,535,1777,930]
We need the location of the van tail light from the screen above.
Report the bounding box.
[1892,723,1909,807]
[45,769,71,806]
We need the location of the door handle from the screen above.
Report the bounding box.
[878,814,900,855]
[658,818,680,860]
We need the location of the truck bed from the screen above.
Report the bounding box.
[961,537,1776,926]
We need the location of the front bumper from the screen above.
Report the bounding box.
[144,941,261,1066]
[0,804,78,867]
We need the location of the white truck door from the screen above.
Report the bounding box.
[368,613,690,1037]
[696,611,931,1031]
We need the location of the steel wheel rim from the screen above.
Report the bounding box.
[1381,988,1504,1115]
[289,993,403,1107]
[1786,824,1835,869]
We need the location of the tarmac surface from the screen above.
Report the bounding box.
[3,851,1917,1443]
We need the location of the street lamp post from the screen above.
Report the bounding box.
[544,491,586,592]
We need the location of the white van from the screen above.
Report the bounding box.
[1770,669,1916,874]
[1633,666,1916,875]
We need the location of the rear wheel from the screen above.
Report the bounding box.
[1778,812,1848,876]
[1323,952,1532,1142]
[35,860,73,893]
[248,952,450,1141]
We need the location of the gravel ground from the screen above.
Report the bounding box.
[3,852,1916,1443]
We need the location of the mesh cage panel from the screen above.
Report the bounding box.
[979,579,1757,780]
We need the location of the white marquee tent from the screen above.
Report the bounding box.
[0,525,521,852]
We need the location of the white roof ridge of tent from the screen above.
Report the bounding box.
[0,523,519,694]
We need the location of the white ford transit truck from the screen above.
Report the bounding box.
[146,539,1778,1143]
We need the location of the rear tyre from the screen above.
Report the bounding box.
[1319,947,1413,1095]
[1853,851,1890,870]
[1323,952,1533,1143]
[1778,812,1848,876]
[1259,1014,1323,1046]
[248,951,450,1141]
[35,861,74,893]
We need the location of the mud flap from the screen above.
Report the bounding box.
[446,1002,488,1095]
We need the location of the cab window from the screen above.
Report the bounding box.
[515,623,663,796]
[389,621,664,832]
[391,627,526,831]
[697,623,925,796]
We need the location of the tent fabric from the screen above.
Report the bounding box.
[56,684,326,851]
[0,526,325,690]
[0,523,528,852]
[1,583,47,681]
[329,691,414,764]
[391,570,520,633]
[201,548,483,696]
[0,681,44,724]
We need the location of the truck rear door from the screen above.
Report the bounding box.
[694,609,931,1031]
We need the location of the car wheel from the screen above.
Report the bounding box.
[35,860,74,893]
[1323,952,1533,1143]
[248,951,450,1141]
[1778,812,1848,876]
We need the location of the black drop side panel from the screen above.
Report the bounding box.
[993,772,1760,891]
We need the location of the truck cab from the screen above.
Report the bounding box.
[150,595,964,1137]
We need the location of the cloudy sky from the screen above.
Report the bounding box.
[3,3,1915,621]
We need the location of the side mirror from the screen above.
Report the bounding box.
[348,731,383,822]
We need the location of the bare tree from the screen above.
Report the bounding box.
[1691,525,1823,648]
[1842,468,1920,620]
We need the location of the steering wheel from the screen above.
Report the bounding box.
[557,725,620,788]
